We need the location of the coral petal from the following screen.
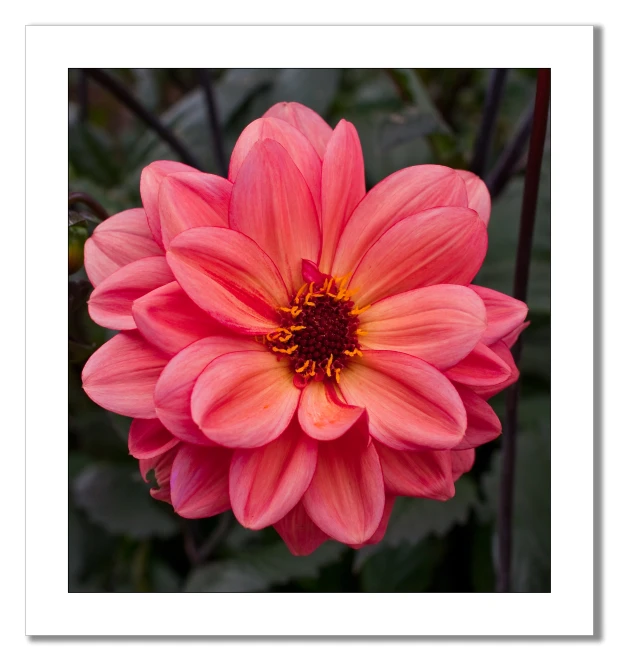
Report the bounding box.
[263,101,333,159]
[228,117,322,213]
[457,169,491,225]
[298,379,365,441]
[87,256,173,331]
[453,385,502,449]
[128,418,179,459]
[333,165,468,277]
[445,341,512,387]
[469,341,520,399]
[154,336,263,445]
[451,449,476,481]
[139,445,179,503]
[159,172,231,248]
[376,445,454,500]
[303,421,385,545]
[349,207,488,306]
[167,227,289,334]
[274,501,329,556]
[84,208,163,287]
[140,160,198,247]
[359,284,487,370]
[82,331,168,419]
[470,285,528,346]
[229,139,321,295]
[230,420,318,529]
[339,350,466,451]
[133,282,228,356]
[170,445,232,518]
[319,120,365,273]
[191,350,300,448]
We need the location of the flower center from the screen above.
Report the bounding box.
[264,275,370,387]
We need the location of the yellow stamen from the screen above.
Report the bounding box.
[309,361,316,377]
[291,307,303,318]
[326,354,334,377]
[294,282,308,304]
[334,368,341,384]
[295,360,310,373]
[290,325,306,332]
[350,304,371,316]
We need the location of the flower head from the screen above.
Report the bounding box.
[82,101,528,553]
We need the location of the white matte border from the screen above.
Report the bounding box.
[26,25,593,636]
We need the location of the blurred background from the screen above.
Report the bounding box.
[68,68,550,593]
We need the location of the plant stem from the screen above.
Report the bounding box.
[496,68,550,593]
[196,69,227,177]
[68,192,109,220]
[470,69,509,178]
[84,68,202,169]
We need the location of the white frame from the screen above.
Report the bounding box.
[25,25,593,636]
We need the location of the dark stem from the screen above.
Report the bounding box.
[196,69,227,177]
[68,192,109,220]
[83,68,202,169]
[470,69,509,177]
[183,512,234,566]
[497,68,550,593]
[485,98,535,198]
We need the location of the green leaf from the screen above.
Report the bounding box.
[73,464,179,539]
[360,537,444,592]
[354,477,478,570]
[480,395,551,592]
[184,541,346,592]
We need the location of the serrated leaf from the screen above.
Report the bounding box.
[73,464,178,539]
[184,541,345,592]
[354,477,478,570]
[360,537,444,592]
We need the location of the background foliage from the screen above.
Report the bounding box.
[68,68,550,593]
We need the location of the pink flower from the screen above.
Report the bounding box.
[82,102,527,554]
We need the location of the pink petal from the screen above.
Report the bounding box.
[502,321,530,349]
[470,285,528,346]
[338,350,466,451]
[158,172,231,248]
[359,284,487,370]
[453,385,502,449]
[350,495,396,548]
[229,139,321,295]
[140,160,199,247]
[170,444,232,518]
[457,169,491,225]
[228,117,322,213]
[133,282,229,356]
[303,421,385,545]
[445,341,512,387]
[376,444,455,500]
[167,227,289,334]
[332,165,468,277]
[128,418,179,459]
[191,350,300,448]
[298,379,365,441]
[263,101,333,159]
[274,501,329,556]
[154,335,263,445]
[87,256,174,331]
[82,331,168,419]
[318,120,365,274]
[84,209,163,287]
[229,419,318,529]
[469,341,520,399]
[139,445,179,503]
[349,207,488,307]
[451,449,475,481]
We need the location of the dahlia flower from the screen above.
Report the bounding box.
[82,101,528,554]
